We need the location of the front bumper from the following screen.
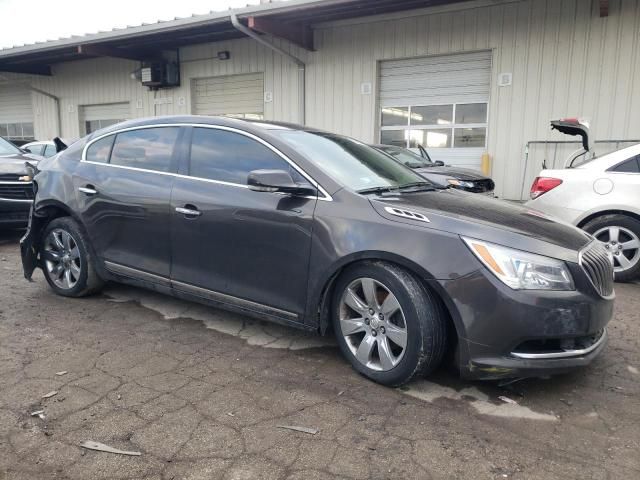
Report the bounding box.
[435,264,614,380]
[0,199,32,227]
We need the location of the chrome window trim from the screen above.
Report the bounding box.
[81,123,333,201]
[0,181,32,185]
[510,328,607,359]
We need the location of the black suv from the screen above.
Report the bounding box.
[0,136,41,228]
[21,117,613,386]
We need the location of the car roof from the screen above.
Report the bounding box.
[577,143,640,170]
[88,115,327,141]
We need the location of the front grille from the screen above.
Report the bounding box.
[580,242,614,297]
[0,183,34,200]
[0,174,21,181]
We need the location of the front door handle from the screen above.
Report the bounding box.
[175,205,202,217]
[79,185,98,195]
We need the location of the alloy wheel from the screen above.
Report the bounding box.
[338,277,408,371]
[43,228,82,290]
[594,226,640,273]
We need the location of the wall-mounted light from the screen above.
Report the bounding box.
[217,51,231,60]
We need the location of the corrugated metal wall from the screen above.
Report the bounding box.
[28,35,306,141]
[306,0,640,199]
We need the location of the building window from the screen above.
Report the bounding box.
[223,113,265,120]
[380,103,488,149]
[85,119,124,134]
[0,122,35,143]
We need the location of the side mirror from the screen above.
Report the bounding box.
[433,160,445,167]
[247,169,317,196]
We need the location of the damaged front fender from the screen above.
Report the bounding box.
[20,206,46,281]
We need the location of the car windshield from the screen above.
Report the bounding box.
[0,137,21,156]
[379,146,434,168]
[273,130,431,193]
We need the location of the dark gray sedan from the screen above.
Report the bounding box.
[21,117,613,386]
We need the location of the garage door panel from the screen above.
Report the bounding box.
[192,73,264,117]
[379,51,491,169]
[0,85,33,123]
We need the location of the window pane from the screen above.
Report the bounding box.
[455,103,487,124]
[44,144,57,157]
[380,130,407,147]
[7,124,18,137]
[22,123,34,137]
[612,157,640,173]
[411,105,453,126]
[190,128,290,184]
[381,107,410,127]
[0,125,7,136]
[409,129,451,148]
[454,127,486,148]
[86,121,99,134]
[25,145,43,155]
[86,135,115,163]
[111,127,179,172]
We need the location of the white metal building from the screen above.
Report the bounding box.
[1,0,638,199]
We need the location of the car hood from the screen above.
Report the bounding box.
[0,153,41,175]
[413,166,489,181]
[371,190,591,260]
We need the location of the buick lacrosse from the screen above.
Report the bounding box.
[21,117,613,386]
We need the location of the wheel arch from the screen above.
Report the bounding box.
[577,209,640,228]
[312,251,463,345]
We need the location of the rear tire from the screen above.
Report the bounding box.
[40,217,104,297]
[332,261,446,386]
[583,214,640,282]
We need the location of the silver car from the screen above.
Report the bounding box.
[526,143,640,281]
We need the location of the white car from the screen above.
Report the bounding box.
[526,142,640,282]
[22,140,57,157]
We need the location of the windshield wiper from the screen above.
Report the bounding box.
[356,186,400,195]
[397,182,436,192]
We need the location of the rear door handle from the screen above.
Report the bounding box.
[79,185,98,195]
[175,205,202,217]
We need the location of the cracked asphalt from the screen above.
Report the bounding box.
[0,229,639,480]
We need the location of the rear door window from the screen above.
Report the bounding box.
[189,127,293,184]
[85,136,115,163]
[610,156,640,173]
[43,144,57,157]
[110,127,180,173]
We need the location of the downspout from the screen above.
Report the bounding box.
[230,13,306,124]
[29,86,62,138]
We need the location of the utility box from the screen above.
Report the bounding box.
[140,61,180,89]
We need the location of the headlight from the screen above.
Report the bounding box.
[462,237,574,290]
[447,179,474,188]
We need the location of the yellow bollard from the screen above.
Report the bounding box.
[481,152,491,176]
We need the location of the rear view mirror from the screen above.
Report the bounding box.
[433,160,445,166]
[247,169,317,196]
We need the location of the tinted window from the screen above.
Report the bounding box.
[110,127,179,172]
[189,128,291,184]
[611,156,640,173]
[44,144,57,157]
[24,145,43,155]
[381,146,432,168]
[274,130,425,192]
[86,135,115,163]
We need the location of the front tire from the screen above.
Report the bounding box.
[40,217,104,297]
[332,261,446,386]
[583,214,640,282]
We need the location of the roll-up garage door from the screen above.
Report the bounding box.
[0,85,34,143]
[192,73,264,119]
[81,102,130,135]
[379,51,491,169]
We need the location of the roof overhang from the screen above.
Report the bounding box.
[0,0,468,76]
